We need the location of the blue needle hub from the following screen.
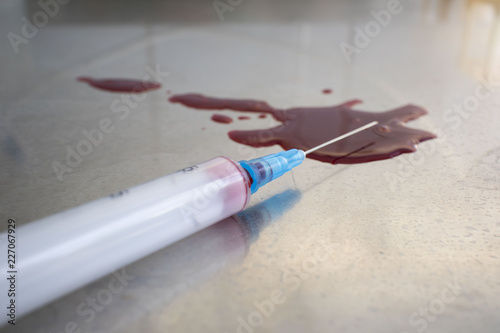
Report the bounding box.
[239,149,306,194]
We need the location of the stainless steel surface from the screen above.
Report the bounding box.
[1,0,499,332]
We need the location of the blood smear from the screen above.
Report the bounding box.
[211,114,233,124]
[169,93,436,164]
[77,77,161,93]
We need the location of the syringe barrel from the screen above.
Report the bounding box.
[5,156,251,319]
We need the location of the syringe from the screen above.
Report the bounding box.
[0,121,377,321]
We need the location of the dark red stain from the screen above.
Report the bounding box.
[322,88,332,94]
[169,94,273,112]
[238,116,251,120]
[77,77,161,93]
[211,114,233,124]
[169,93,436,164]
[258,114,267,119]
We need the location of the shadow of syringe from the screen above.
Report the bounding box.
[20,189,301,332]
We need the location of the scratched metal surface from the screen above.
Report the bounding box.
[1,0,499,332]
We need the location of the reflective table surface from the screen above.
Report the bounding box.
[0,0,499,332]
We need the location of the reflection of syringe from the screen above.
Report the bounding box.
[2,121,376,320]
[138,190,301,324]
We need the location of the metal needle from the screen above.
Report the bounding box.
[304,121,378,155]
